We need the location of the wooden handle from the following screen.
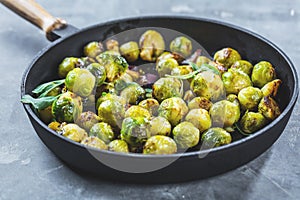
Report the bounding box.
[0,0,66,35]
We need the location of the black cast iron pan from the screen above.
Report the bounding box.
[2,0,298,183]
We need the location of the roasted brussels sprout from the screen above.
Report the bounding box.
[169,36,192,58]
[239,111,267,134]
[38,106,53,124]
[58,57,83,78]
[89,122,114,144]
[83,41,104,58]
[238,86,263,111]
[156,51,182,64]
[96,52,128,82]
[120,83,145,104]
[124,106,151,120]
[108,139,129,153]
[172,122,200,149]
[258,96,281,120]
[65,68,96,97]
[188,96,212,111]
[96,92,126,110]
[106,39,119,52]
[213,47,241,69]
[143,135,177,154]
[190,71,225,102]
[156,58,178,77]
[222,68,252,94]
[138,98,159,116]
[75,111,100,131]
[251,61,276,88]
[196,56,211,67]
[85,63,106,87]
[139,30,165,62]
[61,123,88,142]
[81,136,108,150]
[183,90,196,103]
[158,97,188,126]
[185,108,211,132]
[149,116,172,136]
[261,79,282,97]
[152,77,183,102]
[209,100,240,128]
[52,91,83,123]
[97,99,125,128]
[201,127,231,148]
[171,65,193,83]
[121,117,150,147]
[120,41,140,62]
[226,94,240,107]
[231,60,253,76]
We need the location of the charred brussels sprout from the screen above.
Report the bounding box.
[213,47,241,69]
[188,96,212,111]
[83,41,104,58]
[120,83,145,105]
[169,36,192,58]
[251,61,276,88]
[120,41,140,62]
[138,98,159,116]
[238,86,263,111]
[96,93,126,110]
[158,97,188,126]
[185,109,211,132]
[97,99,125,128]
[121,117,150,147]
[108,139,129,153]
[89,122,114,144]
[231,60,253,76]
[58,57,83,78]
[156,58,178,77]
[240,111,267,134]
[75,111,100,131]
[65,68,96,97]
[222,68,252,94]
[52,91,83,123]
[149,116,172,136]
[261,79,282,97]
[81,136,108,150]
[124,106,151,120]
[152,77,183,102]
[258,96,281,120]
[106,39,119,53]
[85,63,106,87]
[143,135,177,154]
[139,30,165,62]
[62,123,88,142]
[172,122,200,149]
[201,127,231,148]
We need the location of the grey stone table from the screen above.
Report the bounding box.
[0,0,299,199]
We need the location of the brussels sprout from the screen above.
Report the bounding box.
[172,122,200,149]
[251,61,276,88]
[58,57,83,78]
[96,52,128,82]
[138,98,159,116]
[97,99,125,128]
[106,39,119,52]
[209,100,240,128]
[158,97,188,126]
[125,106,151,120]
[108,139,129,153]
[139,30,165,62]
[65,68,96,97]
[121,117,150,147]
[190,71,225,102]
[222,68,252,94]
[185,109,211,132]
[89,122,114,144]
[261,79,282,97]
[258,96,281,120]
[85,63,106,87]
[231,60,253,76]
[149,116,172,136]
[61,123,88,142]
[120,83,145,105]
[226,94,240,107]
[143,135,177,154]
[75,111,100,131]
[83,41,104,58]
[156,51,183,64]
[81,136,108,150]
[96,93,126,110]
[183,90,196,103]
[239,111,267,134]
[38,106,53,124]
[213,47,241,69]
[171,65,193,82]
[196,56,211,67]
[201,127,231,148]
[152,77,183,102]
[52,91,83,123]
[156,58,178,77]
[169,36,192,58]
[120,41,140,62]
[238,86,263,111]
[188,96,212,111]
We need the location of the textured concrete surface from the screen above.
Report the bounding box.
[0,0,300,199]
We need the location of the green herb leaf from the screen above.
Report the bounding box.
[189,62,200,71]
[21,95,59,110]
[198,63,220,76]
[233,123,251,136]
[32,79,65,97]
[165,68,202,80]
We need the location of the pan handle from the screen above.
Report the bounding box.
[0,0,67,40]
